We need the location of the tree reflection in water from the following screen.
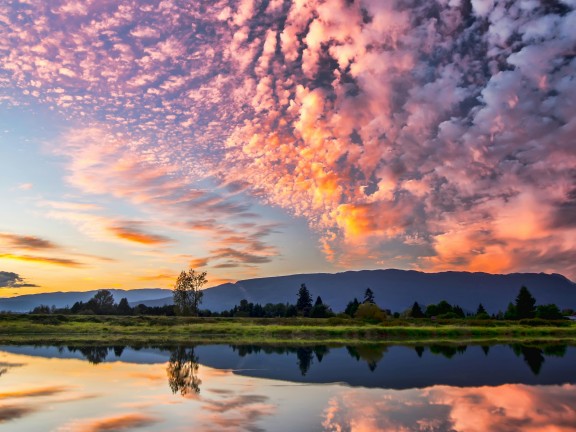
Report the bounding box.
[67,346,110,364]
[511,344,545,375]
[113,345,125,357]
[167,346,202,395]
[347,345,388,371]
[230,344,331,376]
[44,341,570,384]
[296,347,314,376]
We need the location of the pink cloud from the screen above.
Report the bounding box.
[2,0,575,278]
[322,384,576,432]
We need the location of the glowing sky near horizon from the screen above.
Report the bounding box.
[1,0,576,295]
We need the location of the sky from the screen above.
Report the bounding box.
[1,0,576,296]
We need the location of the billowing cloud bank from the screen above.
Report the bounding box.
[2,0,575,276]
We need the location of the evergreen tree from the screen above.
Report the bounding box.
[504,302,517,320]
[515,286,536,319]
[453,305,465,318]
[285,304,298,317]
[296,283,313,316]
[410,301,424,318]
[363,288,375,304]
[117,297,132,315]
[344,298,360,317]
[475,303,490,319]
[253,303,265,317]
[310,296,332,318]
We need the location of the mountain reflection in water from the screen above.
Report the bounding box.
[0,343,574,431]
[4,342,572,388]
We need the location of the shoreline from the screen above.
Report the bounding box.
[1,314,575,345]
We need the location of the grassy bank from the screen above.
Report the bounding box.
[1,314,576,344]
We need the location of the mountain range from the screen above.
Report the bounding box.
[0,288,170,313]
[1,269,575,314]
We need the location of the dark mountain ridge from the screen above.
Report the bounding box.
[1,270,575,314]
[194,269,576,313]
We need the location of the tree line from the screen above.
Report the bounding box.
[30,267,573,321]
[30,289,176,316]
[404,286,566,320]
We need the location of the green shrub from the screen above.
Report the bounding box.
[355,303,387,323]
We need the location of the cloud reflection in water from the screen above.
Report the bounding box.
[0,344,574,431]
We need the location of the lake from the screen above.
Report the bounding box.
[0,343,575,431]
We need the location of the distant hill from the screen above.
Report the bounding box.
[0,288,171,313]
[1,270,575,314]
[144,269,576,314]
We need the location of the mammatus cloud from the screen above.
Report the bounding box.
[0,271,38,288]
[2,0,575,276]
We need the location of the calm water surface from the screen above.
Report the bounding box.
[0,343,575,431]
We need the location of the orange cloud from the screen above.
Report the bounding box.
[60,413,159,432]
[189,258,209,268]
[0,254,84,268]
[107,224,172,245]
[0,385,70,399]
[138,273,177,282]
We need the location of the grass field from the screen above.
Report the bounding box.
[1,314,575,345]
